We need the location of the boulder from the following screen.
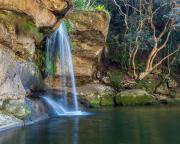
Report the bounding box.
[116,89,155,106]
[2,99,30,119]
[77,84,115,107]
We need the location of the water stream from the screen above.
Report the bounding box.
[44,22,82,115]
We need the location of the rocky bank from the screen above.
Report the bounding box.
[0,0,111,130]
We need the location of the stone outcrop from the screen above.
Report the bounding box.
[0,0,73,123]
[66,10,110,83]
[0,47,26,100]
[0,0,71,27]
[0,46,37,118]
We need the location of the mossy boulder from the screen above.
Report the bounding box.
[136,78,160,93]
[77,84,115,107]
[2,99,30,120]
[116,89,155,106]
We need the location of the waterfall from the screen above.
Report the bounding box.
[43,22,81,115]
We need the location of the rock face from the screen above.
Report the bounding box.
[0,47,26,100]
[0,0,71,27]
[66,10,110,83]
[0,46,37,119]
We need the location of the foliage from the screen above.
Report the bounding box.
[0,11,43,43]
[109,69,124,90]
[35,48,57,76]
[46,59,57,76]
[136,78,160,94]
[20,21,43,43]
[64,20,74,34]
[72,0,95,10]
[99,0,179,79]
[35,48,46,74]
[72,0,109,13]
[95,5,109,14]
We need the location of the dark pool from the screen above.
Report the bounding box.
[0,106,180,144]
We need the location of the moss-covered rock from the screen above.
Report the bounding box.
[77,84,115,108]
[100,95,114,106]
[136,78,160,93]
[2,99,30,120]
[116,89,155,106]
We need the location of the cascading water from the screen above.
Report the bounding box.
[43,22,83,115]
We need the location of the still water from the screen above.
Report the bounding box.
[0,106,180,144]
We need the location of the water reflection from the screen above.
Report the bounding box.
[0,116,80,144]
[0,107,180,144]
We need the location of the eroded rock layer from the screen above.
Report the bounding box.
[66,10,110,83]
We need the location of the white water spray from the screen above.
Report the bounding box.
[44,22,81,115]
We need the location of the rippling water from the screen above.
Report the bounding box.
[1,106,180,144]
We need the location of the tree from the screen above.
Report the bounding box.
[112,0,180,80]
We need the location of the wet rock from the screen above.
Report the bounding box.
[116,89,155,106]
[0,112,23,132]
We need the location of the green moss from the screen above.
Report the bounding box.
[95,5,110,14]
[90,98,100,108]
[117,95,154,106]
[101,96,114,106]
[109,69,124,90]
[64,20,74,34]
[35,48,46,73]
[0,11,43,43]
[46,60,57,75]
[136,78,159,93]
[2,99,31,120]
[20,21,43,42]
